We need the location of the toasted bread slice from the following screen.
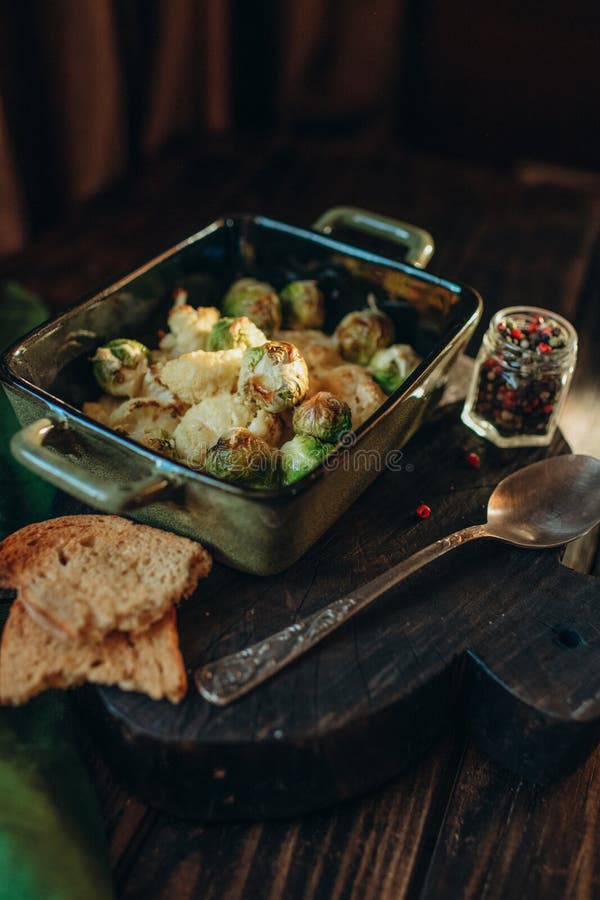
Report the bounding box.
[0,601,188,705]
[0,514,211,639]
[0,515,117,588]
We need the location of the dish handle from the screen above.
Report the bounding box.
[10,418,175,513]
[313,206,435,269]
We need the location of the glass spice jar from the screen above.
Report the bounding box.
[461,306,578,447]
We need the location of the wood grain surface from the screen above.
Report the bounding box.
[60,403,599,819]
[3,138,600,897]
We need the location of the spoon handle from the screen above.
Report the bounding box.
[195,523,488,706]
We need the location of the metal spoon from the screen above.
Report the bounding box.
[195,454,600,706]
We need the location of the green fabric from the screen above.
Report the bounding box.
[0,281,54,537]
[0,282,114,900]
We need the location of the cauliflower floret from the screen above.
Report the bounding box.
[318,364,386,427]
[108,398,182,453]
[159,305,220,357]
[276,329,343,372]
[140,363,181,405]
[160,348,243,404]
[247,408,283,446]
[82,395,123,426]
[173,393,281,469]
[149,348,170,365]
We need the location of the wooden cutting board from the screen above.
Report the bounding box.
[59,402,600,820]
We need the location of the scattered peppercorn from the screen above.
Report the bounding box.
[416,503,431,519]
[466,451,481,468]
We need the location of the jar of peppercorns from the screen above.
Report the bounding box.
[461,306,577,447]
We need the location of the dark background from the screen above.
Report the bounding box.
[1,6,600,897]
[1,0,599,258]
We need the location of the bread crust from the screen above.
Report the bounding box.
[0,602,188,705]
[0,515,113,587]
[0,514,211,639]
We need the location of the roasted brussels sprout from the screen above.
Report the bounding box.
[144,434,177,457]
[368,344,422,394]
[334,302,394,366]
[204,427,279,488]
[91,339,149,397]
[238,341,309,413]
[207,316,267,351]
[280,280,325,330]
[280,434,334,485]
[292,391,352,443]
[222,278,281,336]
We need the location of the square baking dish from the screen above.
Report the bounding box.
[0,209,482,574]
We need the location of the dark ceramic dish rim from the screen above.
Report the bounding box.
[0,213,483,502]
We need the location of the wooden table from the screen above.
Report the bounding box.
[2,138,600,899]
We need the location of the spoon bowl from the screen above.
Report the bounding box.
[486,454,600,547]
